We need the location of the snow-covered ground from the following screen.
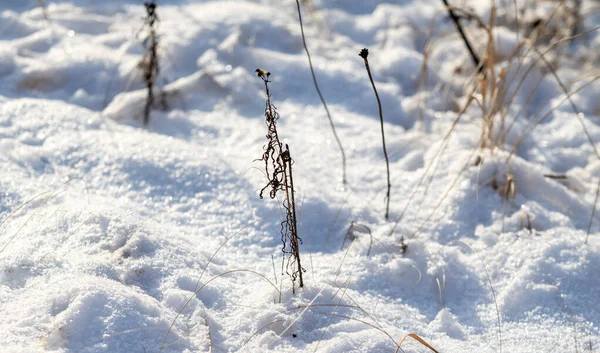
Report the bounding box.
[1,0,599,352]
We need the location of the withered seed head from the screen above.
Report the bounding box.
[358,48,369,59]
[255,68,271,79]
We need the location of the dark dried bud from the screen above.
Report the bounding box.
[255,68,271,79]
[359,48,369,59]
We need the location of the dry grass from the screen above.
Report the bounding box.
[390,0,600,247]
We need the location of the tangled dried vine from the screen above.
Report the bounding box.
[256,69,305,291]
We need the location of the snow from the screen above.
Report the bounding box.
[1,0,599,352]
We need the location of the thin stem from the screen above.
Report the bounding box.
[359,48,391,220]
[441,0,483,73]
[286,144,304,288]
[143,1,159,125]
[295,0,347,184]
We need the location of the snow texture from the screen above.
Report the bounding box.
[1,0,599,352]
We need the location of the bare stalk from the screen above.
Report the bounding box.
[142,2,159,125]
[441,0,483,72]
[570,0,583,45]
[359,48,391,220]
[284,144,303,288]
[295,0,347,184]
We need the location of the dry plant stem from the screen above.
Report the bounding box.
[500,3,566,111]
[501,28,600,141]
[441,0,483,73]
[295,0,347,184]
[513,0,520,58]
[283,144,304,288]
[507,75,600,162]
[502,76,600,241]
[464,2,564,146]
[359,48,391,220]
[531,47,600,159]
[500,16,600,140]
[570,0,583,43]
[528,48,600,240]
[142,2,159,125]
[471,24,600,238]
[394,333,439,353]
[256,70,304,290]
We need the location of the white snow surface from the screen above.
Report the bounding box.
[1,0,599,352]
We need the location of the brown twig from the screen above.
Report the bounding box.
[359,48,391,220]
[142,1,159,125]
[441,0,484,73]
[283,144,304,288]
